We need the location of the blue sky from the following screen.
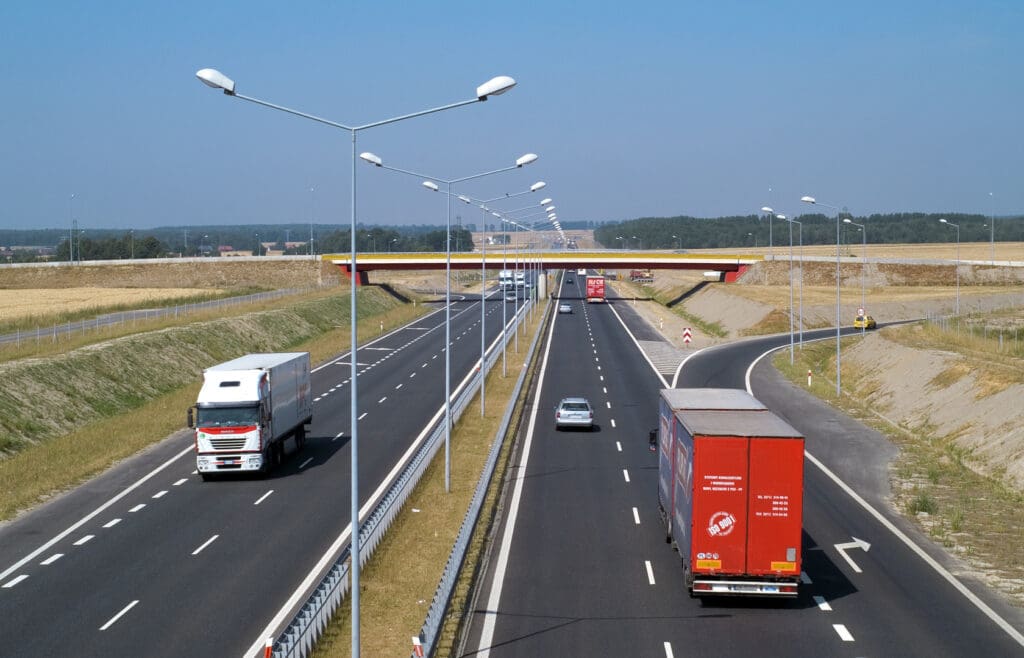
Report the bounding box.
[1,1,1020,230]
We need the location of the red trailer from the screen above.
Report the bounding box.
[585,275,605,303]
[657,388,804,597]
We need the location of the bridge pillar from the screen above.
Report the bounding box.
[724,265,749,283]
[338,265,369,286]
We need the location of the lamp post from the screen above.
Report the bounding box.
[671,234,679,250]
[616,236,624,249]
[939,218,960,315]
[785,216,804,348]
[843,218,867,333]
[761,206,774,258]
[801,195,844,396]
[989,191,995,265]
[779,213,794,364]
[361,151,537,492]
[130,229,134,260]
[196,67,515,658]
[632,235,641,250]
[309,186,315,258]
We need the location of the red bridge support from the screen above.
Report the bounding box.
[339,265,370,286]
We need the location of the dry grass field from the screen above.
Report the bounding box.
[0,287,223,322]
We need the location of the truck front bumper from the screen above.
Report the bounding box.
[197,453,264,472]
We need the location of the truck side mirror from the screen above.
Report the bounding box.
[649,429,658,451]
[187,407,195,429]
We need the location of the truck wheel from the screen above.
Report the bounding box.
[295,426,306,451]
[200,472,212,482]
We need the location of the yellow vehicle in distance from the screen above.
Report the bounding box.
[854,314,877,330]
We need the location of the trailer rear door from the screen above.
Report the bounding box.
[690,436,749,575]
[746,437,804,576]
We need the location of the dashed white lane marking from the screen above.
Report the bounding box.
[173,478,187,486]
[409,372,417,378]
[616,441,622,452]
[800,571,812,584]
[833,624,854,642]
[152,490,168,499]
[2,575,28,588]
[100,600,139,630]
[664,642,674,658]
[191,470,198,475]
[600,375,604,381]
[606,401,612,409]
[41,554,63,566]
[421,363,429,368]
[103,518,121,529]
[129,504,145,513]
[332,432,344,442]
[395,383,403,390]
[314,397,323,402]
[813,595,832,611]
[645,560,656,585]
[378,397,387,404]
[633,507,641,525]
[358,412,368,421]
[299,457,313,470]
[611,419,617,428]
[74,535,94,546]
[254,490,274,506]
[596,366,602,371]
[603,387,608,394]
[623,469,630,483]
[595,357,600,362]
[192,534,219,556]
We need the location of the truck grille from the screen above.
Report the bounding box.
[209,436,248,450]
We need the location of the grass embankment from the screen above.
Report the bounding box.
[0,286,428,521]
[312,305,547,657]
[772,329,1024,602]
[610,277,728,338]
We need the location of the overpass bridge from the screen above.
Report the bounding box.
[325,250,761,284]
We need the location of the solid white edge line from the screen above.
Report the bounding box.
[245,306,511,658]
[813,595,832,611]
[746,343,1024,648]
[2,574,28,588]
[99,600,139,631]
[476,287,560,658]
[298,457,313,470]
[192,534,219,556]
[645,560,656,585]
[633,507,641,525]
[833,624,854,642]
[40,553,63,565]
[604,301,670,389]
[0,444,193,583]
[254,490,274,506]
[664,641,675,658]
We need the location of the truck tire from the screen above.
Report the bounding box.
[294,426,306,451]
[200,472,213,482]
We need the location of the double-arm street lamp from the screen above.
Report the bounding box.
[939,218,960,315]
[785,216,804,349]
[761,206,774,258]
[800,195,845,396]
[360,151,537,493]
[843,218,867,333]
[196,67,515,657]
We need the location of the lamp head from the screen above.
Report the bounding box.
[196,68,236,94]
[843,218,852,224]
[545,205,555,212]
[776,213,786,220]
[530,181,546,192]
[457,195,472,204]
[422,181,440,192]
[515,153,538,167]
[539,198,552,206]
[476,76,516,100]
[939,218,948,224]
[761,206,774,214]
[359,152,382,167]
[800,196,816,204]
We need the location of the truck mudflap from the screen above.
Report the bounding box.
[691,578,799,597]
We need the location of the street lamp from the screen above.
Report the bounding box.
[632,235,640,250]
[988,191,995,265]
[939,218,960,315]
[785,216,804,349]
[309,186,316,258]
[761,206,774,258]
[843,218,867,333]
[671,234,680,250]
[616,236,624,249]
[780,213,794,364]
[130,229,134,260]
[801,195,844,397]
[196,67,515,658]
[361,151,537,492]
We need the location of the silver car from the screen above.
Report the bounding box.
[555,397,594,430]
[558,303,573,314]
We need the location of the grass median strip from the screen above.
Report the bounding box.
[313,307,546,658]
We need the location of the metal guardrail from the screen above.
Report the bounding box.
[271,297,542,658]
[413,296,550,658]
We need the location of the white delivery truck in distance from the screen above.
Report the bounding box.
[188,352,312,480]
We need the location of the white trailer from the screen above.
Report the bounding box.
[189,352,312,480]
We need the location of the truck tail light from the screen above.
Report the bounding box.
[781,584,797,594]
[693,582,711,591]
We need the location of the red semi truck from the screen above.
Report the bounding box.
[585,275,605,302]
[657,388,804,597]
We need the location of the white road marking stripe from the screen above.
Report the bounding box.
[358,412,368,421]
[410,372,417,378]
[378,397,387,404]
[99,600,139,630]
[833,624,854,642]
[596,366,601,371]
[664,642,674,658]
[3,575,28,588]
[74,535,94,546]
[422,363,428,368]
[332,432,344,442]
[173,478,187,486]
[314,397,322,402]
[192,535,219,556]
[633,507,641,525]
[254,490,274,505]
[611,419,617,428]
[191,470,197,475]
[41,554,63,565]
[395,383,403,390]
[299,457,313,470]
[616,441,622,452]
[603,387,608,394]
[103,518,121,529]
[623,469,630,483]
[645,560,656,585]
[606,401,611,409]
[433,354,439,359]
[152,490,167,499]
[800,571,812,584]
[129,504,145,513]
[814,595,832,611]
[600,375,604,381]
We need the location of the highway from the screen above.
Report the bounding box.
[464,277,1024,657]
[0,287,525,657]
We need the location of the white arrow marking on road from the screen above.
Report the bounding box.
[834,537,871,573]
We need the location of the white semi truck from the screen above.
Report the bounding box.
[188,352,313,480]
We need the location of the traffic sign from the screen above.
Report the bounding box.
[683,327,692,345]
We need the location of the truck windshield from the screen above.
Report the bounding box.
[197,406,259,427]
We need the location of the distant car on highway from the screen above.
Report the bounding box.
[854,314,877,330]
[566,275,574,284]
[504,290,518,302]
[558,303,573,314]
[555,397,593,430]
